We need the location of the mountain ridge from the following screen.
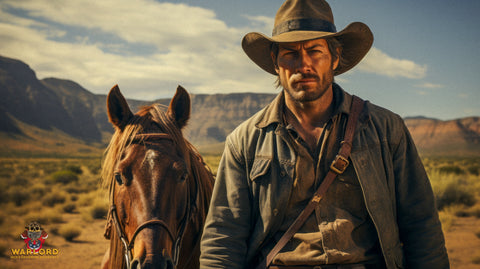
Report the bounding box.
[1,55,479,157]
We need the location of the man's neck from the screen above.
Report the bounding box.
[284,86,335,128]
[283,86,335,149]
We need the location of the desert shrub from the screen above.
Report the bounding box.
[77,192,97,206]
[472,255,480,265]
[40,161,60,174]
[58,224,81,242]
[66,164,83,175]
[85,160,101,175]
[467,165,480,176]
[8,186,30,206]
[63,203,77,213]
[435,181,476,210]
[90,203,108,219]
[430,169,477,210]
[25,208,63,225]
[0,166,12,179]
[64,183,94,194]
[42,192,66,207]
[12,175,29,186]
[470,207,480,218]
[30,183,47,198]
[438,165,464,175]
[0,242,8,257]
[0,185,8,204]
[49,170,79,184]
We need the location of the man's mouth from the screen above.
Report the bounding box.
[289,73,318,85]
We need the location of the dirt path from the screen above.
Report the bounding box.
[445,216,480,268]
[2,215,479,268]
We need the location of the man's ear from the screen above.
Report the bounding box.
[271,51,279,74]
[333,47,342,70]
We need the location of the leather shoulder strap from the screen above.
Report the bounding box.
[256,95,365,269]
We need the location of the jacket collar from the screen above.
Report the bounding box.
[255,83,356,129]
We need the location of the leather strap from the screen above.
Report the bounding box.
[256,95,365,269]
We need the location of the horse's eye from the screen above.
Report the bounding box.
[114,173,123,185]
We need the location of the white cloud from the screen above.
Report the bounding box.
[0,0,429,101]
[0,0,277,99]
[416,91,428,96]
[357,47,427,79]
[417,82,444,89]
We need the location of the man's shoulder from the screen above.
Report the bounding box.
[365,100,403,123]
[227,106,268,142]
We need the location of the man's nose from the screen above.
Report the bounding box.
[295,50,313,72]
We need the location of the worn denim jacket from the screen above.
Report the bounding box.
[200,85,449,269]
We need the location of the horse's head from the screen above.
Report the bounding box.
[103,85,197,269]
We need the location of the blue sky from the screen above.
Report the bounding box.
[0,0,479,120]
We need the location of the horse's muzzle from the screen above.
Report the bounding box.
[130,253,174,269]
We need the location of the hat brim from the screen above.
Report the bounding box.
[241,22,373,76]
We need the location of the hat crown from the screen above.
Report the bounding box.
[273,0,336,36]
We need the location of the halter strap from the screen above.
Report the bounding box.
[128,219,176,250]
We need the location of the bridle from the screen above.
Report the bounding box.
[107,132,197,268]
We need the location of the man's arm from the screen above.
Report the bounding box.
[200,137,252,268]
[393,122,450,268]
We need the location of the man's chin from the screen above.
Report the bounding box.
[286,90,320,103]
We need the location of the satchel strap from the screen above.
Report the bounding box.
[256,95,365,269]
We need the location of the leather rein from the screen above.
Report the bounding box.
[107,132,197,268]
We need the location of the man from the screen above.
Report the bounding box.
[200,0,449,268]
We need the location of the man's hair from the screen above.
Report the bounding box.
[271,37,346,88]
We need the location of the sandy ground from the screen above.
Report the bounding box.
[1,215,480,268]
[445,216,480,269]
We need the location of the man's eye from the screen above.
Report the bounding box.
[282,51,296,57]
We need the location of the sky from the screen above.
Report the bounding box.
[0,0,479,120]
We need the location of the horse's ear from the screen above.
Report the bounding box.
[107,85,133,130]
[167,85,190,129]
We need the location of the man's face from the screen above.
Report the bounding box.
[273,38,339,103]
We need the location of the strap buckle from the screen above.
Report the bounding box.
[330,154,349,174]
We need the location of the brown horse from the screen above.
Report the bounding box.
[101,85,214,269]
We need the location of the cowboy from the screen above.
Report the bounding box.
[200,0,449,268]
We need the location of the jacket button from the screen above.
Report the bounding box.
[273,209,279,216]
[280,171,286,177]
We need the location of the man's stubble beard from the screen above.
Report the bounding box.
[281,69,335,104]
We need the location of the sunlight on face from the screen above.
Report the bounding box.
[273,39,339,103]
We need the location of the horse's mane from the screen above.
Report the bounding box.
[101,104,214,269]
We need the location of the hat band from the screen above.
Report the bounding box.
[272,18,337,36]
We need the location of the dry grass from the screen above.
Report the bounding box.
[0,156,479,268]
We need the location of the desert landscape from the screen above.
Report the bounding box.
[0,155,479,268]
[1,56,480,268]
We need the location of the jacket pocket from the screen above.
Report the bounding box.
[250,158,272,182]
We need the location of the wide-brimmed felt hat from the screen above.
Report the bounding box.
[242,0,374,76]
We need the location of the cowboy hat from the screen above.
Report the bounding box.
[242,0,373,76]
